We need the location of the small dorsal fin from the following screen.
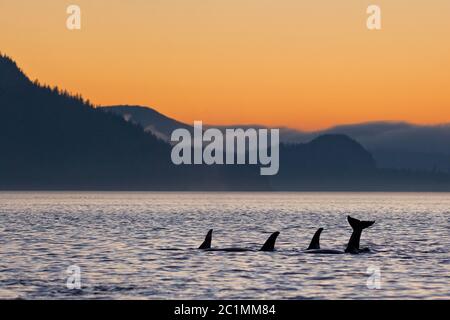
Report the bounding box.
[307,228,323,250]
[260,232,280,251]
[199,229,213,249]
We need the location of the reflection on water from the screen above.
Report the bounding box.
[0,192,449,299]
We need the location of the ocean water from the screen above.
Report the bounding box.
[0,192,448,300]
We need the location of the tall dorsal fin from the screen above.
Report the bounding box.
[199,229,213,249]
[260,232,280,251]
[307,228,323,250]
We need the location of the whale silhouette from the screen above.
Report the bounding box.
[305,216,375,254]
[199,229,280,252]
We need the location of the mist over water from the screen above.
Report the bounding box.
[0,192,448,299]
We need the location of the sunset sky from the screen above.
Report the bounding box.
[1,0,449,130]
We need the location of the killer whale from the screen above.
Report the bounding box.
[345,216,375,253]
[199,229,213,250]
[305,216,375,254]
[307,227,323,250]
[198,229,280,252]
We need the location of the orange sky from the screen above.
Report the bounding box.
[1,0,449,130]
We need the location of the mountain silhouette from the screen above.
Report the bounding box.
[2,54,450,190]
[0,54,269,190]
[281,134,376,173]
[268,135,377,189]
[267,122,450,173]
[102,105,192,141]
[0,54,177,189]
[110,105,450,173]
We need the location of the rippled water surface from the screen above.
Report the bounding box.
[0,192,449,299]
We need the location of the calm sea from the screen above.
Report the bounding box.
[0,192,449,299]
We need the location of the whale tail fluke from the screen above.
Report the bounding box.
[307,228,324,250]
[348,216,375,231]
[346,216,375,253]
[199,229,213,249]
[260,232,280,251]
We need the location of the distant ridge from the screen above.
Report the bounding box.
[107,105,450,173]
[2,54,450,190]
[102,105,192,141]
[0,54,266,190]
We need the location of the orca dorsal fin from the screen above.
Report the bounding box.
[199,229,213,249]
[260,232,280,251]
[307,228,324,250]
